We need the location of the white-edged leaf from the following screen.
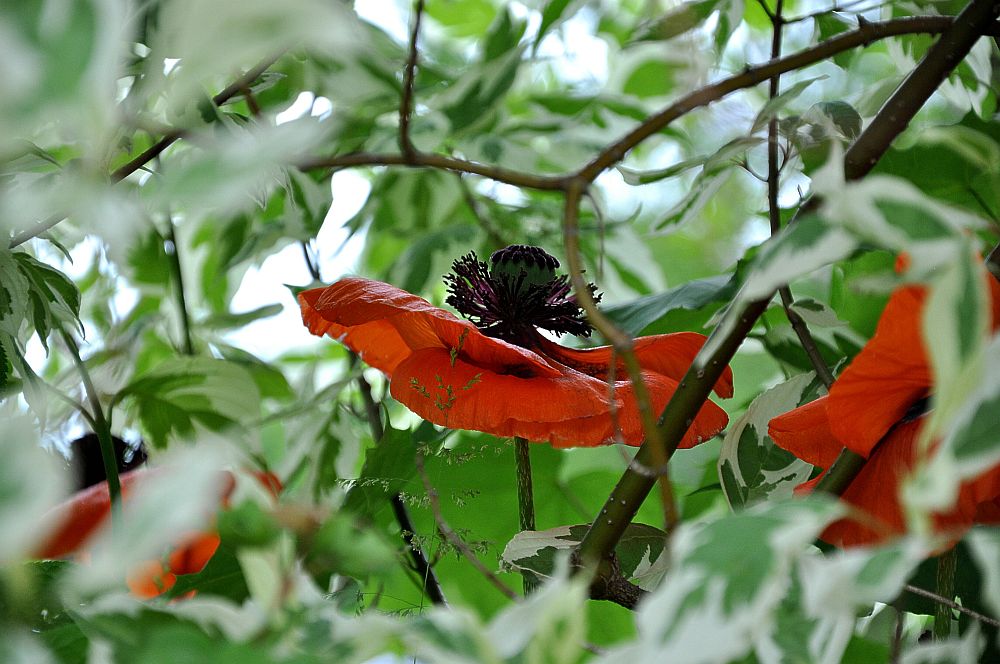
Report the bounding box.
[597,498,842,664]
[117,356,261,449]
[719,372,817,510]
[797,539,928,664]
[751,77,826,134]
[502,523,667,588]
[966,528,1000,620]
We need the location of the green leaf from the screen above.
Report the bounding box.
[343,425,417,519]
[533,0,577,54]
[117,357,261,448]
[719,372,818,510]
[618,136,764,185]
[501,523,668,589]
[632,0,721,42]
[200,304,282,331]
[602,274,734,336]
[751,77,826,134]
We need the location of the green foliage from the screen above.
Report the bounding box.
[3,0,1000,661]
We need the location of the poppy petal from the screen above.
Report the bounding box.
[827,286,931,456]
[34,468,147,560]
[390,348,612,437]
[299,278,561,377]
[127,560,177,599]
[167,532,221,576]
[800,419,986,547]
[768,397,841,469]
[537,333,735,398]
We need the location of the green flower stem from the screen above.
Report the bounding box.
[165,215,194,356]
[62,329,121,523]
[514,436,539,594]
[934,548,957,639]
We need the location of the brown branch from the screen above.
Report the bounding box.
[762,0,837,389]
[904,583,1000,629]
[575,16,999,182]
[576,0,1000,580]
[9,55,283,249]
[562,178,678,534]
[300,151,568,191]
[414,452,519,600]
[113,54,282,183]
[399,0,425,159]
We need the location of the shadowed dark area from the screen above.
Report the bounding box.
[70,433,147,490]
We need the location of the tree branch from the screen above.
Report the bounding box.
[575,0,1000,580]
[399,0,425,159]
[8,55,282,249]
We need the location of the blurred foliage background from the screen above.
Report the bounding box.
[3,0,1000,662]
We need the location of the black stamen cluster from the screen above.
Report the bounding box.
[445,249,600,344]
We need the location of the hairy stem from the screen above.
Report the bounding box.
[934,548,957,639]
[514,436,538,594]
[165,215,194,356]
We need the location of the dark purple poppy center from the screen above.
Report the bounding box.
[444,245,600,345]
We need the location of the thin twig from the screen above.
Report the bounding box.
[399,0,426,159]
[576,0,1000,579]
[456,174,507,250]
[301,151,568,191]
[113,54,282,183]
[889,600,905,664]
[414,452,519,600]
[904,583,1000,629]
[562,178,678,535]
[762,0,837,389]
[575,16,1000,182]
[9,55,284,249]
[301,241,322,281]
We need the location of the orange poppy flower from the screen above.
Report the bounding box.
[35,468,278,598]
[769,278,1000,547]
[300,245,733,448]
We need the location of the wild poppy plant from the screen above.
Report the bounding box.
[768,278,1000,547]
[300,245,733,448]
[35,468,279,598]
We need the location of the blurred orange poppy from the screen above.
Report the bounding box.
[300,246,733,448]
[35,468,278,598]
[769,280,1000,547]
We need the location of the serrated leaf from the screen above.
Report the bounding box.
[117,357,261,448]
[343,426,416,519]
[719,373,817,510]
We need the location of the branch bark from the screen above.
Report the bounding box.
[574,0,1000,601]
